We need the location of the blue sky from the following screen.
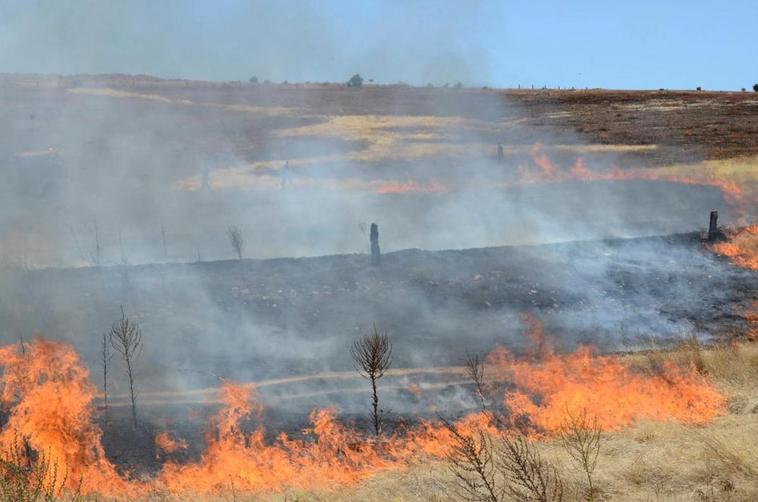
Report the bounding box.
[0,0,755,90]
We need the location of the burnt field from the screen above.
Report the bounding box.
[0,75,757,499]
[2,227,754,478]
[3,229,755,400]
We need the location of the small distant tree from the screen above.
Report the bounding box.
[101,332,113,415]
[111,306,143,428]
[227,225,245,259]
[454,82,463,89]
[351,326,392,436]
[753,83,758,92]
[249,76,259,84]
[347,74,364,87]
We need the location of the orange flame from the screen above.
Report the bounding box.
[478,316,725,433]
[711,225,758,271]
[518,143,747,207]
[487,345,724,432]
[374,180,448,194]
[155,432,188,455]
[0,338,137,497]
[0,322,728,497]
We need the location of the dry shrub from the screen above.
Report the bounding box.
[444,421,563,502]
[558,411,601,502]
[445,426,501,502]
[497,435,563,502]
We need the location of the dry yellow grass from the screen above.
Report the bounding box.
[275,113,657,163]
[68,87,299,117]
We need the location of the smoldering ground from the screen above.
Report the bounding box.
[0,78,755,434]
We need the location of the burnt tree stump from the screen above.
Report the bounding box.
[370,223,381,266]
[708,210,719,242]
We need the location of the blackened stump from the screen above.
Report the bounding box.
[370,223,381,266]
[708,210,719,242]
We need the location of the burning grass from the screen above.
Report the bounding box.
[0,317,738,500]
[280,342,758,502]
[516,145,758,210]
[712,225,758,271]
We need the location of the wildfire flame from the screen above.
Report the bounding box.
[711,225,758,271]
[155,432,188,455]
[488,346,724,432]
[0,339,136,496]
[0,320,727,497]
[518,143,747,207]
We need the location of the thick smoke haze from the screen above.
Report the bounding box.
[0,0,499,85]
[0,2,755,426]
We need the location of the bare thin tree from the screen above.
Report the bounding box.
[350,326,392,436]
[100,332,113,415]
[111,306,143,428]
[227,225,245,259]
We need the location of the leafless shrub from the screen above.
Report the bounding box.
[466,353,488,413]
[350,326,392,436]
[443,354,564,502]
[443,420,501,502]
[464,353,512,429]
[227,225,245,259]
[111,306,143,428]
[496,435,564,502]
[443,419,563,502]
[559,410,601,501]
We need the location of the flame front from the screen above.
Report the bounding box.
[0,339,136,497]
[0,325,727,497]
[712,225,758,271]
